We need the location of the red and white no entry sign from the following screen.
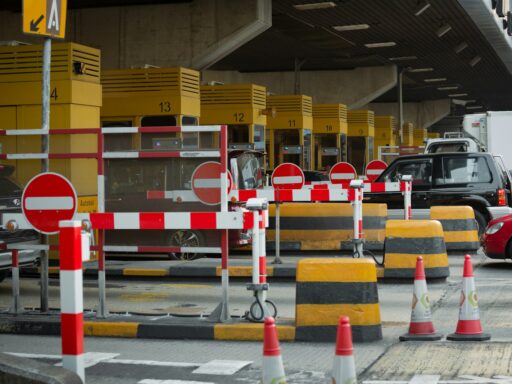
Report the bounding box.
[329,162,357,184]
[22,172,77,234]
[365,160,388,182]
[191,161,232,205]
[271,163,304,189]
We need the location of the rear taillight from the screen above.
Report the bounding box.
[498,189,507,206]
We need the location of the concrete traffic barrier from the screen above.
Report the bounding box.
[430,206,480,252]
[0,352,82,384]
[383,220,449,280]
[295,258,382,342]
[266,203,387,251]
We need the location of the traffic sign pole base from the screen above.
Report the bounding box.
[447,332,491,341]
[399,332,443,341]
[207,301,232,323]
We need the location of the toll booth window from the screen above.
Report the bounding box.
[182,116,198,125]
[228,124,250,144]
[102,120,133,151]
[254,124,265,150]
[384,159,432,185]
[303,129,312,170]
[140,115,178,150]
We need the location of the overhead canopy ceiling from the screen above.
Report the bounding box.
[1,0,511,110]
[210,0,512,111]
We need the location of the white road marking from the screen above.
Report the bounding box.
[139,380,215,384]
[54,352,120,368]
[105,359,199,368]
[192,360,252,375]
[7,352,61,359]
[410,375,441,384]
[363,376,512,384]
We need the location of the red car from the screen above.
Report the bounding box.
[482,214,512,259]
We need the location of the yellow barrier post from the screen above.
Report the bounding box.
[430,206,480,252]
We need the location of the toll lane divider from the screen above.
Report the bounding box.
[430,206,480,252]
[383,220,450,280]
[295,258,382,342]
[266,203,387,251]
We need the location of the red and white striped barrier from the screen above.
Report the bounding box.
[59,220,85,382]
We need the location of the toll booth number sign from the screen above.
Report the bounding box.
[23,0,67,39]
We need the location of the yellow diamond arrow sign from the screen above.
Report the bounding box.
[23,0,67,39]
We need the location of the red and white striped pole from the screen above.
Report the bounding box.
[59,220,85,382]
[402,175,412,220]
[349,180,364,258]
[10,249,22,314]
[97,130,107,318]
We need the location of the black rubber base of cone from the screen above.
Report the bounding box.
[447,332,491,341]
[399,332,443,341]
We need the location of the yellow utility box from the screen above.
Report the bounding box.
[267,95,314,170]
[347,110,375,174]
[200,84,267,152]
[413,128,427,146]
[428,132,440,139]
[312,104,348,170]
[374,115,397,160]
[101,67,201,150]
[0,42,101,194]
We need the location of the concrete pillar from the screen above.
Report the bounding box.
[0,0,271,70]
[369,99,452,129]
[203,65,397,108]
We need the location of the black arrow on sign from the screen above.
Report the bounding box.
[30,15,44,32]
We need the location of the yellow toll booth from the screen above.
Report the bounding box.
[312,104,348,170]
[428,132,440,139]
[402,122,414,146]
[413,127,427,146]
[200,84,267,151]
[266,95,313,170]
[347,110,375,174]
[0,42,101,195]
[101,67,201,150]
[374,115,397,160]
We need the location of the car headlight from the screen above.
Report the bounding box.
[485,222,504,235]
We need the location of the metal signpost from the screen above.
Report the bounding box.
[270,163,305,264]
[23,0,68,313]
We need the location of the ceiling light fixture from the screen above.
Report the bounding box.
[424,78,447,82]
[469,56,482,66]
[365,42,397,48]
[388,56,418,61]
[448,93,468,97]
[415,1,431,16]
[463,100,477,103]
[454,42,469,54]
[436,23,452,37]
[333,24,370,31]
[466,105,483,109]
[293,1,337,11]
[437,86,459,90]
[408,67,434,72]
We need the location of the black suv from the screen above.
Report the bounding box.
[0,165,40,282]
[366,152,512,235]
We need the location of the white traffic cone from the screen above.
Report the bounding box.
[447,254,490,341]
[399,256,442,341]
[262,317,286,384]
[332,316,357,384]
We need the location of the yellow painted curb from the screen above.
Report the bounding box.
[84,321,138,337]
[216,266,274,277]
[214,323,295,341]
[123,268,169,276]
[385,253,449,268]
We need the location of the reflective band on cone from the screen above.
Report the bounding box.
[332,316,357,384]
[399,256,442,341]
[447,255,490,341]
[262,317,286,384]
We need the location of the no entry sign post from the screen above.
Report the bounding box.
[271,163,304,264]
[365,160,388,183]
[329,162,357,186]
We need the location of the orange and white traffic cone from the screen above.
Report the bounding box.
[262,317,286,384]
[447,254,490,341]
[332,316,357,384]
[400,256,443,341]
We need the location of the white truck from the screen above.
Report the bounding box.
[425,111,512,171]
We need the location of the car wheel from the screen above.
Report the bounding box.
[168,230,204,261]
[0,270,7,283]
[474,210,487,237]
